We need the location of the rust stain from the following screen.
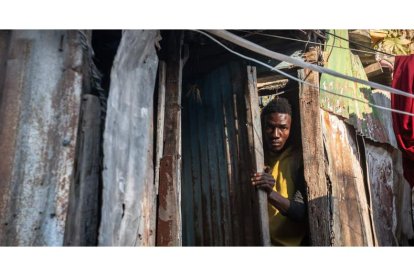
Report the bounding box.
[157,155,177,246]
[0,38,30,244]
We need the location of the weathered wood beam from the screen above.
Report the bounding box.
[245,66,271,246]
[156,31,184,246]
[364,62,383,78]
[298,67,331,246]
[99,30,158,246]
[155,61,166,195]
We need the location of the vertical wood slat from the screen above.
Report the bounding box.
[155,61,166,195]
[245,66,271,246]
[99,30,158,246]
[64,94,101,246]
[298,68,331,246]
[157,31,183,246]
[235,65,262,245]
[322,110,374,246]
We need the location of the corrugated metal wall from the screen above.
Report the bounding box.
[0,30,88,245]
[181,62,261,246]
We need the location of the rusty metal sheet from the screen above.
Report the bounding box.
[320,30,393,146]
[181,62,261,246]
[364,142,396,245]
[0,31,84,245]
[391,147,414,244]
[99,30,158,246]
[365,141,414,245]
[321,109,374,246]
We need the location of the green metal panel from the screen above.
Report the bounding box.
[320,30,393,145]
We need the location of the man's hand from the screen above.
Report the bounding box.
[251,166,275,195]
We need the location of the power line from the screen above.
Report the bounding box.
[193,30,414,117]
[325,30,396,57]
[205,30,414,100]
[236,30,383,56]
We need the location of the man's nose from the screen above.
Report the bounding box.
[272,128,280,138]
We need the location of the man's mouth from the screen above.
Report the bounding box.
[271,141,281,146]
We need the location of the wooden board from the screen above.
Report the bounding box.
[321,110,374,246]
[99,30,158,246]
[298,68,331,246]
[156,31,183,246]
[245,66,271,246]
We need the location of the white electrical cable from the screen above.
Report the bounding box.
[205,30,414,100]
[193,30,414,117]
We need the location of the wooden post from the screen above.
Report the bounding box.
[298,67,331,246]
[156,31,184,246]
[245,66,271,246]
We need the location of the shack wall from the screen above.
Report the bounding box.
[181,62,261,245]
[0,30,86,245]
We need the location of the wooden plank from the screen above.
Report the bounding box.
[364,62,383,78]
[64,94,101,246]
[364,141,395,245]
[99,30,158,246]
[245,65,271,246]
[156,31,184,246]
[298,68,331,246]
[321,110,374,246]
[155,61,166,195]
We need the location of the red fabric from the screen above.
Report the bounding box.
[391,55,414,187]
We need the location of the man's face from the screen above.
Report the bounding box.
[264,112,291,153]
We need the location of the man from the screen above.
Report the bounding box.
[251,97,307,246]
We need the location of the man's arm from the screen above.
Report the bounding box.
[251,169,307,222]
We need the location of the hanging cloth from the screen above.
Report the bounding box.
[391,54,414,187]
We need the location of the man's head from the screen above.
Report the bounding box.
[261,97,292,154]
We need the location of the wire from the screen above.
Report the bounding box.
[325,31,396,57]
[236,30,383,56]
[192,30,414,117]
[206,30,413,99]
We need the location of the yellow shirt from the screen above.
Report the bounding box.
[266,146,306,246]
